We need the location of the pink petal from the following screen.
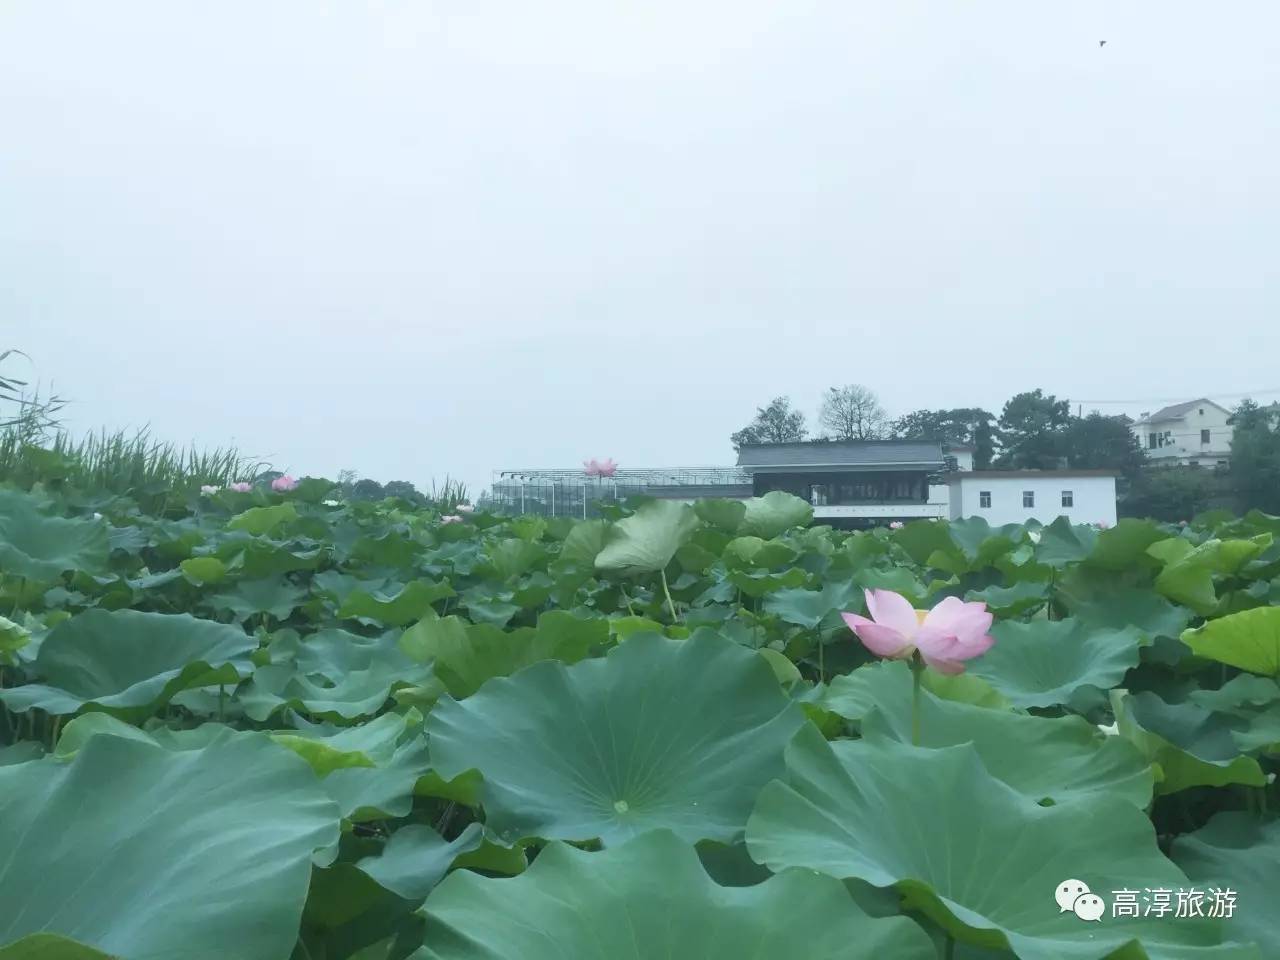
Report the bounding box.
[948,631,995,660]
[913,624,962,660]
[921,655,968,675]
[921,596,968,633]
[863,589,919,639]
[842,613,913,658]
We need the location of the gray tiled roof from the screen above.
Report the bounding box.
[1136,398,1228,424]
[736,440,945,469]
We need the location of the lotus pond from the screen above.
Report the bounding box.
[1,482,1278,959]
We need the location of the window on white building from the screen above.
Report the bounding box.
[1061,490,1073,507]
[1023,490,1035,508]
[1201,429,1211,444]
[1148,434,1158,449]
[979,490,991,508]
[1199,408,1204,415]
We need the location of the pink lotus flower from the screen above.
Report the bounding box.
[842,589,995,675]
[200,484,221,496]
[228,481,252,493]
[440,514,463,524]
[888,521,904,530]
[271,475,298,492]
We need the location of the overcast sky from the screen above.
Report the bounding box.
[3,2,1277,497]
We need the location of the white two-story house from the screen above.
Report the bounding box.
[1129,399,1233,468]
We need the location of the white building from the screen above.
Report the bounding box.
[946,471,1117,527]
[1130,399,1233,468]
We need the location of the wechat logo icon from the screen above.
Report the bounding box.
[1055,879,1105,922]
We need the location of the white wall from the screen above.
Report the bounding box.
[1130,403,1233,465]
[951,476,1116,526]
[950,449,975,471]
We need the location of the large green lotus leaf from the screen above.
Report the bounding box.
[857,566,929,606]
[1117,691,1266,795]
[272,710,419,774]
[226,501,298,535]
[356,823,485,901]
[1232,702,1280,754]
[216,535,326,579]
[207,575,308,622]
[412,830,934,960]
[0,503,108,581]
[481,538,546,581]
[694,497,747,533]
[968,618,1142,709]
[726,565,808,598]
[762,580,860,629]
[280,627,411,677]
[558,518,608,567]
[738,491,813,539]
[323,736,434,821]
[400,610,605,698]
[746,730,1254,960]
[0,609,255,718]
[965,580,1049,616]
[1034,517,1099,569]
[826,660,1153,807]
[1171,813,1280,956]
[896,516,1022,575]
[0,933,115,959]
[1057,573,1191,640]
[723,536,798,569]
[311,570,390,606]
[240,656,431,721]
[1181,607,1280,677]
[594,500,698,575]
[427,632,806,846]
[1149,537,1270,615]
[338,579,455,626]
[1085,519,1167,571]
[0,731,339,960]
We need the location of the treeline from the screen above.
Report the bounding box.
[730,386,1280,521]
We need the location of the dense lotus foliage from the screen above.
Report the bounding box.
[0,479,1278,959]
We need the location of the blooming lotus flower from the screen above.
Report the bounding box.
[842,589,995,675]
[888,521,904,530]
[228,481,252,493]
[271,475,298,492]
[200,484,221,496]
[596,458,618,478]
[456,503,474,513]
[440,514,463,524]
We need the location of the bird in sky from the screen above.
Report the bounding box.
[1099,40,1107,47]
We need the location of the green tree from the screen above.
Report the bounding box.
[731,397,807,448]
[351,478,386,501]
[1063,413,1146,479]
[1228,398,1280,513]
[1122,468,1226,522]
[892,407,996,469]
[383,480,421,503]
[818,385,887,440]
[995,390,1071,469]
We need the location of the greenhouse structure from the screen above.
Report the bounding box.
[480,466,753,518]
